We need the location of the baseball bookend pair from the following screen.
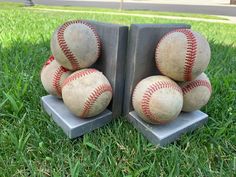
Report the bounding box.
[41,20,112,118]
[132,29,212,125]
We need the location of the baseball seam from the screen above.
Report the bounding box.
[57,20,80,70]
[176,29,197,81]
[81,84,112,117]
[57,20,101,70]
[141,81,182,123]
[52,66,69,97]
[62,68,97,88]
[155,29,197,81]
[40,55,55,76]
[182,80,212,94]
[44,55,55,67]
[79,21,101,59]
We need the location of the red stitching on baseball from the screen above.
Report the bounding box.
[155,29,197,80]
[41,55,55,76]
[44,55,55,66]
[52,66,69,96]
[141,81,182,123]
[62,68,98,88]
[57,20,101,70]
[79,21,101,59]
[182,80,212,94]
[81,84,112,117]
[57,20,81,70]
[175,29,197,81]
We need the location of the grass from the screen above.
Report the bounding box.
[0,2,236,176]
[34,4,228,20]
[1,2,228,20]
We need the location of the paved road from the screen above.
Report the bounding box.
[2,0,236,16]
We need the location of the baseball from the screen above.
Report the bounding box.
[179,73,212,112]
[132,75,183,124]
[62,68,112,118]
[155,28,211,81]
[51,20,101,71]
[40,55,72,98]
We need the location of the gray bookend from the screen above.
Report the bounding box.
[123,24,208,146]
[41,20,128,139]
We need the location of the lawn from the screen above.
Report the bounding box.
[0,2,235,176]
[33,4,227,20]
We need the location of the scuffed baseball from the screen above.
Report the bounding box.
[179,73,212,112]
[62,68,112,118]
[41,55,72,98]
[155,29,211,81]
[51,20,101,71]
[132,75,183,124]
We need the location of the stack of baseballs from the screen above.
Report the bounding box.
[132,29,212,124]
[41,20,112,118]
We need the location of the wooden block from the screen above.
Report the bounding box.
[41,95,112,138]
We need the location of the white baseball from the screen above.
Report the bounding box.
[40,55,72,98]
[155,29,211,81]
[179,73,212,112]
[62,68,112,118]
[132,75,183,124]
[51,20,101,71]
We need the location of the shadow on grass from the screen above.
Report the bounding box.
[0,39,51,117]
